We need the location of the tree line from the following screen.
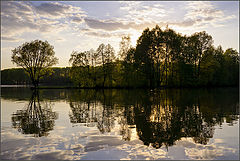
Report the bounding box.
[1,67,72,86]
[2,25,239,88]
[68,25,239,88]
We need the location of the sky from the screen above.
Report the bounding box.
[1,1,239,69]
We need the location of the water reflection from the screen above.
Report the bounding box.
[68,89,239,149]
[2,88,238,147]
[69,90,116,133]
[11,90,58,137]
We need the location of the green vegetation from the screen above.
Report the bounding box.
[3,26,239,88]
[68,25,239,88]
[11,40,58,88]
[1,67,72,86]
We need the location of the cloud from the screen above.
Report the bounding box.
[182,1,236,29]
[175,137,238,160]
[4,1,234,41]
[119,1,166,23]
[76,1,164,36]
[86,31,116,38]
[85,18,125,31]
[71,16,84,24]
[1,37,23,42]
[1,1,33,18]
[1,1,86,41]
[185,1,222,19]
[117,1,236,32]
[84,30,127,39]
[1,2,37,37]
[33,2,86,19]
[34,2,71,17]
[80,1,235,38]
[84,18,156,31]
[82,18,160,41]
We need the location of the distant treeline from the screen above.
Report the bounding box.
[1,26,239,88]
[1,67,73,86]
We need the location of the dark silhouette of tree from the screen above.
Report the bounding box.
[91,49,101,86]
[1,68,31,85]
[69,44,116,88]
[97,44,107,87]
[65,88,239,149]
[134,28,154,87]
[122,47,136,87]
[199,46,220,85]
[104,44,116,87]
[11,40,58,88]
[190,31,213,79]
[11,90,58,137]
[119,35,131,60]
[1,67,72,86]
[222,48,239,85]
[68,90,116,132]
[69,50,91,87]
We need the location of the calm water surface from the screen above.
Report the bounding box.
[1,88,239,160]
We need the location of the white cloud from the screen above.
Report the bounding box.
[2,1,234,42]
[1,1,86,42]
[175,137,237,160]
[182,1,236,29]
[119,1,166,24]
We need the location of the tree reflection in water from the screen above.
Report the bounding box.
[68,88,239,149]
[69,90,116,133]
[11,90,58,137]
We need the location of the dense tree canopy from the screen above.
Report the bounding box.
[69,44,116,87]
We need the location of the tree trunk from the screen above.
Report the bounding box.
[103,67,106,88]
[198,60,201,79]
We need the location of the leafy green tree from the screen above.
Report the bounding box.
[191,31,213,79]
[105,44,116,87]
[222,48,239,85]
[96,43,116,87]
[122,47,136,87]
[151,25,165,87]
[134,27,154,87]
[11,40,58,88]
[90,49,100,86]
[200,46,220,85]
[69,50,93,87]
[210,46,224,85]
[97,44,107,87]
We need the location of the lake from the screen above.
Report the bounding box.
[1,87,239,160]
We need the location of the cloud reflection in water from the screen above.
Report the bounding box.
[1,88,239,160]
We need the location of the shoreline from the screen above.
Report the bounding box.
[0,84,238,90]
